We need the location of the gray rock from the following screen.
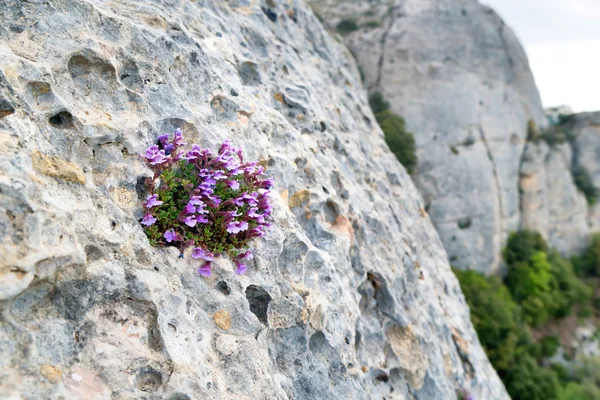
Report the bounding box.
[0,0,506,399]
[314,0,547,272]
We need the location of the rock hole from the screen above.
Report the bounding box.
[168,394,192,400]
[323,200,340,224]
[245,285,271,325]
[261,7,277,22]
[216,281,230,296]
[48,111,75,129]
[457,217,472,230]
[84,244,103,263]
[135,367,163,392]
[309,331,329,355]
[320,121,327,132]
[238,61,261,86]
[0,98,14,119]
[375,370,389,383]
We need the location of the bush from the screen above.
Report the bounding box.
[504,230,548,266]
[504,232,591,324]
[557,382,600,400]
[141,130,273,276]
[573,233,600,276]
[572,166,598,205]
[369,92,390,114]
[539,335,560,358]
[336,19,359,34]
[504,354,560,400]
[369,92,417,173]
[454,269,527,371]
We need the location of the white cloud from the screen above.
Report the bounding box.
[483,0,600,111]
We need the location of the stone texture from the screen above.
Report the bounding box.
[0,0,506,399]
[313,0,547,272]
[567,112,600,233]
[519,141,589,255]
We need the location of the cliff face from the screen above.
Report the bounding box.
[314,0,595,273]
[0,0,506,399]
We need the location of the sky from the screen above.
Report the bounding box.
[482,0,600,112]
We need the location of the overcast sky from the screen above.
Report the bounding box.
[482,0,600,112]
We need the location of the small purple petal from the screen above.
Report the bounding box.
[142,214,157,226]
[235,263,247,275]
[146,194,163,208]
[183,215,197,227]
[227,180,240,190]
[164,229,181,242]
[198,263,212,277]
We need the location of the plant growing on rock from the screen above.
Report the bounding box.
[140,129,273,276]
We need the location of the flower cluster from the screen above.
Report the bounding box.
[140,129,273,276]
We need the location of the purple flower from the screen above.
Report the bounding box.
[144,145,169,165]
[142,214,157,226]
[196,214,209,224]
[189,196,205,206]
[173,128,186,146]
[183,203,196,214]
[235,262,247,275]
[192,247,215,261]
[145,194,163,208]
[183,215,197,227]
[226,221,249,234]
[164,229,182,242]
[192,247,206,259]
[158,134,169,144]
[198,263,212,277]
[212,170,226,180]
[227,180,240,190]
[239,251,254,260]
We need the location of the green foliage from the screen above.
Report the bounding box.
[368,92,417,173]
[455,229,599,400]
[369,92,390,113]
[541,127,571,146]
[504,230,548,265]
[336,19,359,34]
[572,166,598,205]
[453,269,528,372]
[573,233,600,276]
[578,307,593,319]
[504,354,560,400]
[557,382,600,400]
[539,335,560,358]
[528,119,540,141]
[504,233,591,325]
[363,20,382,28]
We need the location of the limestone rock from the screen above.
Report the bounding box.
[0,1,506,399]
[314,0,546,272]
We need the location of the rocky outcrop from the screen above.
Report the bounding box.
[567,112,600,232]
[0,0,506,399]
[313,0,599,273]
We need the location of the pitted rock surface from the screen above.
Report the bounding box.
[0,0,507,399]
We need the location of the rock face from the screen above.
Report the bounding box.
[313,0,549,272]
[0,0,506,399]
[567,112,600,232]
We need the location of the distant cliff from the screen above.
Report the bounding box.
[314,0,598,274]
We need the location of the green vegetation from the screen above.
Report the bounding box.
[573,233,600,276]
[572,166,598,205]
[336,19,359,34]
[455,230,598,400]
[369,92,417,173]
[363,20,382,28]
